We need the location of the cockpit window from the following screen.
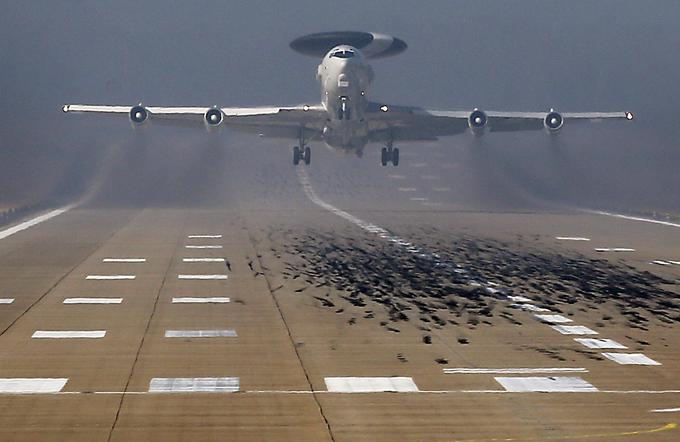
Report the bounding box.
[331,50,355,59]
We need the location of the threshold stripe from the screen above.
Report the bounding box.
[165,330,237,338]
[172,297,230,304]
[0,378,68,393]
[63,298,122,304]
[32,330,106,339]
[182,258,225,263]
[102,258,146,263]
[86,275,135,280]
[0,299,15,304]
[149,377,239,393]
[177,274,228,280]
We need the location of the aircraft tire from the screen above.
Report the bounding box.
[381,147,388,166]
[304,146,311,165]
[293,146,301,165]
[392,148,400,166]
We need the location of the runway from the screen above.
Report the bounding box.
[0,138,679,441]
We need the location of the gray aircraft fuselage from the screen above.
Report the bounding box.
[317,45,374,153]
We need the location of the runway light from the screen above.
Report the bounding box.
[625,111,634,120]
[303,105,310,111]
[380,105,389,112]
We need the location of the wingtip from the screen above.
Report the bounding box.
[625,111,634,120]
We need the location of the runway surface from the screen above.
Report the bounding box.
[0,137,679,441]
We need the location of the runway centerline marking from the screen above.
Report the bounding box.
[594,247,636,252]
[86,275,135,280]
[652,407,680,413]
[185,245,222,249]
[0,205,73,241]
[556,236,591,241]
[32,330,106,339]
[187,234,222,239]
[63,298,122,304]
[165,330,237,338]
[0,299,15,304]
[172,297,230,304]
[182,258,225,263]
[177,274,228,280]
[102,258,146,263]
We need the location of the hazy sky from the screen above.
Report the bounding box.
[1,1,679,208]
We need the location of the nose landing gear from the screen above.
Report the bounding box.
[381,146,399,166]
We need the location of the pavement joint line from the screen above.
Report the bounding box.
[0,205,73,241]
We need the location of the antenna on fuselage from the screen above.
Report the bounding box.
[290,31,407,59]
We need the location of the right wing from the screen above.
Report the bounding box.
[62,103,327,140]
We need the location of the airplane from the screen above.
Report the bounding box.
[62,31,634,167]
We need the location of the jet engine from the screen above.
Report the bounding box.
[543,110,564,132]
[467,109,488,134]
[204,108,224,127]
[129,105,149,124]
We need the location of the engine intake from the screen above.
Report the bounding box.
[468,109,488,134]
[544,111,564,132]
[129,105,148,124]
[204,108,224,127]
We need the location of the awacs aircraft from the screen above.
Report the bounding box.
[63,31,634,166]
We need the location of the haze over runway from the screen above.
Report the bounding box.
[1,1,680,440]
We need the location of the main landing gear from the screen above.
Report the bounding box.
[293,145,311,166]
[381,145,399,166]
[293,127,311,166]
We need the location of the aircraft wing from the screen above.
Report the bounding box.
[365,102,634,142]
[62,104,327,139]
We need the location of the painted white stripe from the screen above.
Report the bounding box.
[601,353,661,366]
[149,377,239,393]
[0,299,15,304]
[669,261,680,265]
[187,235,222,239]
[507,296,533,303]
[86,275,135,280]
[387,174,406,179]
[592,210,680,228]
[177,274,228,280]
[421,175,440,180]
[182,258,225,263]
[510,303,550,312]
[324,377,419,393]
[432,187,451,192]
[495,376,598,393]
[574,338,627,349]
[172,297,230,304]
[102,258,146,263]
[534,314,573,324]
[556,237,591,241]
[651,260,672,266]
[551,325,598,335]
[397,187,417,192]
[0,206,73,241]
[63,298,122,304]
[651,407,680,413]
[185,245,222,249]
[165,330,237,338]
[444,368,587,374]
[0,378,68,393]
[32,330,106,339]
[594,248,636,252]
[409,197,428,201]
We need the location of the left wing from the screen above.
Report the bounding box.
[365,102,634,142]
[62,103,327,139]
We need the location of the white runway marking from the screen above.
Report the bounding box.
[550,325,598,335]
[177,274,228,280]
[0,378,68,393]
[149,377,239,393]
[32,330,106,339]
[601,353,661,366]
[185,245,222,249]
[165,330,237,338]
[172,297,230,304]
[63,298,122,304]
[510,303,550,312]
[594,247,636,252]
[432,187,451,192]
[324,377,419,393]
[409,197,428,201]
[397,187,417,192]
[421,175,440,180]
[535,314,573,324]
[495,376,598,393]
[592,210,680,228]
[0,299,15,304]
[507,296,533,303]
[102,258,146,263]
[0,206,73,241]
[182,258,225,263]
[410,162,428,168]
[574,338,627,349]
[387,174,406,179]
[86,275,135,280]
[651,260,680,266]
[187,235,222,239]
[444,368,587,374]
[556,237,591,241]
[652,407,680,413]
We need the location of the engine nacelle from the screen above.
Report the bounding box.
[467,109,488,135]
[544,110,564,132]
[204,108,224,128]
[129,105,148,124]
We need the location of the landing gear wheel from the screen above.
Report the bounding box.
[381,147,388,166]
[392,148,400,166]
[304,146,311,165]
[293,146,301,165]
